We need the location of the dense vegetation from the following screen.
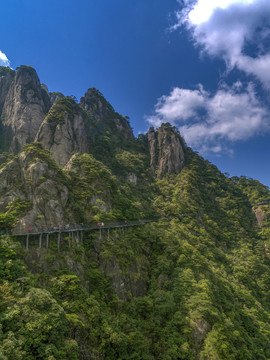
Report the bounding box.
[1,144,270,359]
[0,67,270,358]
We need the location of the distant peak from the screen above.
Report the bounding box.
[80,88,114,113]
[15,65,37,75]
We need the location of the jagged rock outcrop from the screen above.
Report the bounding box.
[80,88,134,139]
[36,89,135,166]
[147,127,157,174]
[254,207,264,228]
[0,144,71,233]
[36,97,89,166]
[0,66,135,167]
[0,65,185,182]
[41,83,64,105]
[0,66,51,153]
[49,91,64,105]
[0,67,15,115]
[147,124,185,178]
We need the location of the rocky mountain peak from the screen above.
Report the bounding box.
[0,65,51,153]
[80,88,133,139]
[147,123,185,178]
[80,88,113,116]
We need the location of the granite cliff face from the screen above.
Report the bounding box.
[80,88,134,140]
[0,68,15,152]
[0,67,15,115]
[147,124,185,178]
[0,66,185,177]
[35,88,135,166]
[0,145,71,233]
[36,97,89,166]
[0,66,51,153]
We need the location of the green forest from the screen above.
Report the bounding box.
[0,67,270,359]
[1,142,270,359]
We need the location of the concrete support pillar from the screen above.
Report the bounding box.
[26,234,29,250]
[58,232,61,251]
[39,233,42,249]
[46,233,49,249]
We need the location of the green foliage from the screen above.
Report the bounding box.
[0,153,17,170]
[1,288,77,359]
[45,96,84,127]
[6,198,32,217]
[1,101,270,358]
[67,153,150,221]
[0,67,15,77]
[0,236,78,359]
[115,150,148,176]
[22,143,68,186]
[0,213,18,230]
[16,65,35,71]
[232,176,270,205]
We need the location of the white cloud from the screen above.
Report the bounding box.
[0,50,10,67]
[146,82,270,154]
[147,86,206,125]
[175,0,270,86]
[185,0,256,25]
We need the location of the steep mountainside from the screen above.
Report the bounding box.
[147,124,185,178]
[0,65,270,360]
[0,66,51,153]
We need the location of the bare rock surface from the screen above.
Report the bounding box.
[36,97,89,166]
[0,149,70,233]
[0,67,15,115]
[1,66,51,153]
[147,124,185,178]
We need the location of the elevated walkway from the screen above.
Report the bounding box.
[2,219,159,250]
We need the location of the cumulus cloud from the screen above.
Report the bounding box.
[0,50,10,67]
[147,86,206,124]
[174,0,270,86]
[146,82,270,154]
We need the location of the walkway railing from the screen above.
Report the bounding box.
[11,219,158,237]
[0,219,160,250]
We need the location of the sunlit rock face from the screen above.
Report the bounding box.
[0,66,51,153]
[0,148,70,233]
[147,124,185,178]
[35,97,89,166]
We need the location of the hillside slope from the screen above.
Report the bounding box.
[0,66,270,360]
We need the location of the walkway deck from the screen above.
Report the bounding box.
[2,219,159,250]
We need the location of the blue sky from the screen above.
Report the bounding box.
[1,0,270,186]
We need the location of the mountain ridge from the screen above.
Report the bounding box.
[0,65,270,360]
